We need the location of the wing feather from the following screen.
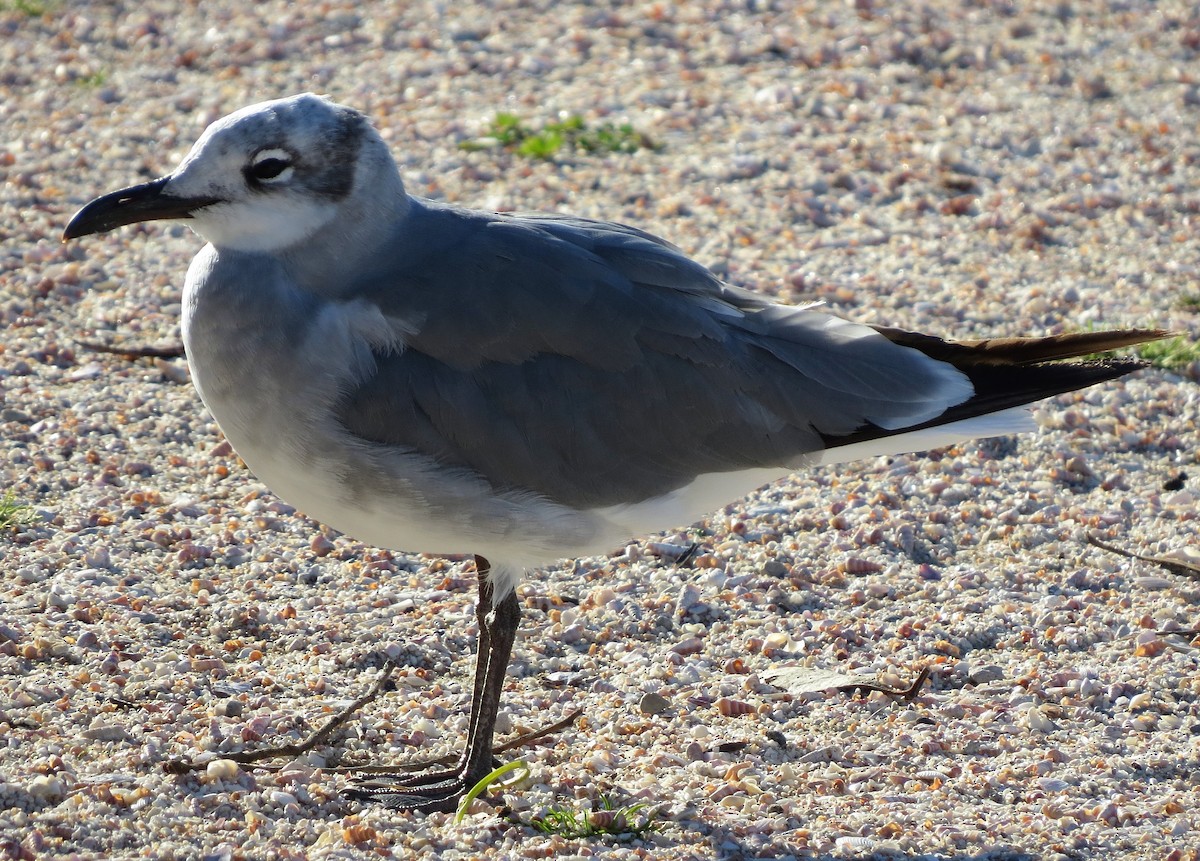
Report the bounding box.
[334,200,978,508]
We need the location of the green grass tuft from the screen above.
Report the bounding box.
[524,794,663,840]
[0,491,37,531]
[1132,335,1200,370]
[461,113,657,160]
[74,70,109,88]
[1,0,56,15]
[1175,293,1200,312]
[1073,325,1198,371]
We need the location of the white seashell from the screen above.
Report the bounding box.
[27,775,66,801]
[204,759,241,782]
[1037,777,1070,792]
[675,582,704,617]
[648,541,691,560]
[762,631,791,652]
[587,586,618,608]
[798,746,839,764]
[1128,691,1153,710]
[1164,490,1195,508]
[82,725,134,743]
[835,836,875,852]
[1131,714,1158,731]
[1134,576,1173,590]
[1162,546,1200,564]
[1024,707,1059,733]
[587,750,618,773]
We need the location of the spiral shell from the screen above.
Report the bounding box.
[715,697,756,717]
[587,810,627,831]
[341,824,377,845]
[838,557,884,575]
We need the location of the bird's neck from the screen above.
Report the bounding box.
[278,160,410,296]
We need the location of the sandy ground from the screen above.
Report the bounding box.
[2,1,1200,859]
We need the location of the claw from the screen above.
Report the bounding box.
[346,770,483,813]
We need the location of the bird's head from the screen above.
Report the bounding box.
[64,93,387,253]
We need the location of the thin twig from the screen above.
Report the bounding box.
[76,338,186,359]
[332,708,583,775]
[676,543,701,567]
[164,664,582,777]
[1086,533,1200,583]
[838,664,932,702]
[165,662,398,774]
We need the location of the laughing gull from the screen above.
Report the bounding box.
[64,94,1164,812]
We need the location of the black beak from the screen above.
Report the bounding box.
[62,176,221,241]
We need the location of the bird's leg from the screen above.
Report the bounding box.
[470,555,495,719]
[349,556,497,790]
[458,557,519,783]
[346,555,522,812]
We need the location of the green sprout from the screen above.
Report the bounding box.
[1133,335,1200,371]
[1074,325,1198,371]
[1,0,55,15]
[0,491,37,531]
[74,70,109,88]
[454,760,531,823]
[460,113,657,160]
[524,794,663,840]
[481,113,528,148]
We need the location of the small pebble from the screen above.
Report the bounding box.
[216,700,245,718]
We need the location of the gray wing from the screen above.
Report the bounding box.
[335,200,969,508]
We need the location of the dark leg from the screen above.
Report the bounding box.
[348,556,497,791]
[458,557,520,786]
[346,555,522,812]
[471,555,494,715]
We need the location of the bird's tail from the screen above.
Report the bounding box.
[816,327,1172,464]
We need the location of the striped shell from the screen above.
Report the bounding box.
[587,810,627,831]
[341,824,377,845]
[838,557,884,575]
[715,697,756,717]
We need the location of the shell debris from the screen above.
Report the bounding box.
[4,0,1198,857]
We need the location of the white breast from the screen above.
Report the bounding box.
[181,248,614,595]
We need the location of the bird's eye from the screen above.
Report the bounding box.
[246,149,294,185]
[252,158,290,179]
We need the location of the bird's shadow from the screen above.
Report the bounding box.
[675,818,1044,861]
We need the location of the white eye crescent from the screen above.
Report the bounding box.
[248,148,294,184]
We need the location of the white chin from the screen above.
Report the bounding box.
[189,201,335,252]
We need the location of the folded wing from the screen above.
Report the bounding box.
[335,201,1160,509]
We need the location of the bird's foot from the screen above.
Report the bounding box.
[345,763,494,812]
